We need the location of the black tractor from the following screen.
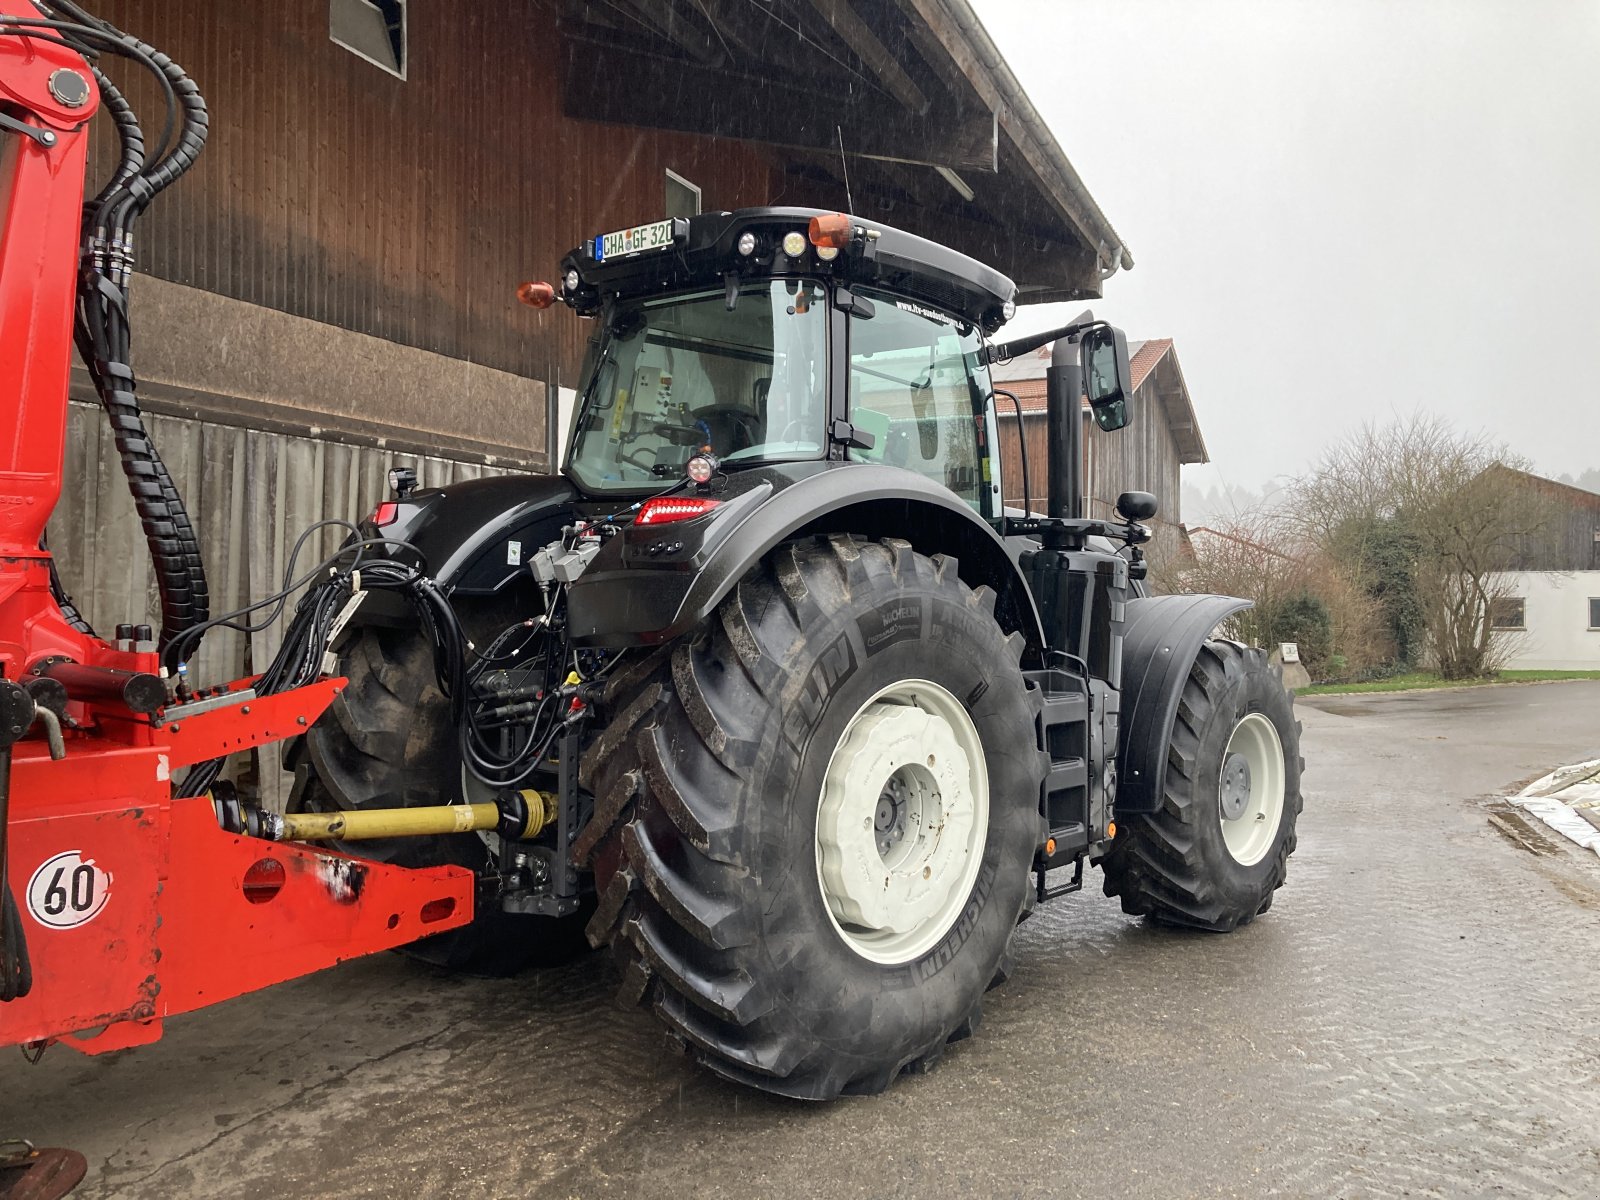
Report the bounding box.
[289,207,1304,1101]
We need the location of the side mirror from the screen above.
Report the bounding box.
[1080,325,1132,431]
[1116,490,1157,521]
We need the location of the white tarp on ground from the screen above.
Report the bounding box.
[1509,760,1600,856]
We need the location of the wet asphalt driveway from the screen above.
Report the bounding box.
[4,680,1600,1198]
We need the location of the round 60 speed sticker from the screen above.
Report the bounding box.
[27,851,112,929]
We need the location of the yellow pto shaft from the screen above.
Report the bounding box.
[268,791,556,843]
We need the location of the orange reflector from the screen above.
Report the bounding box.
[516,281,556,309]
[1107,822,1117,839]
[1045,837,1056,856]
[809,212,853,249]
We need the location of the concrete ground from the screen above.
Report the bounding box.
[5,681,1600,1199]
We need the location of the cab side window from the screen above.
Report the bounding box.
[847,293,998,517]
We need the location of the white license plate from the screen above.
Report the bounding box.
[595,219,675,262]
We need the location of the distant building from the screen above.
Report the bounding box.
[1490,470,1600,669]
[989,337,1208,564]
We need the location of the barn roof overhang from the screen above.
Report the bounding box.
[558,0,1131,303]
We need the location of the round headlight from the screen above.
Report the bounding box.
[686,452,719,484]
[736,231,758,257]
[1001,298,1017,321]
[564,268,580,292]
[781,231,807,258]
[815,244,839,262]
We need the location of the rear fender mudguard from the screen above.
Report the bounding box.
[354,474,578,603]
[1114,593,1252,816]
[568,465,1045,651]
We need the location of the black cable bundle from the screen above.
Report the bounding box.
[458,598,571,790]
[1,4,212,657]
[0,887,32,1002]
[168,528,479,799]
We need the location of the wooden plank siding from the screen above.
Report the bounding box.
[87,0,781,391]
[1498,469,1600,571]
[995,386,1188,565]
[47,400,507,808]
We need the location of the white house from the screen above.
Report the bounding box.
[1491,571,1600,670]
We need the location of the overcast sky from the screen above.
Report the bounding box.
[970,0,1600,494]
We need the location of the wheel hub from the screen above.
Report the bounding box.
[1219,752,1252,821]
[815,681,989,965]
[1217,712,1287,867]
[875,779,909,858]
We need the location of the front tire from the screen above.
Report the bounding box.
[1100,641,1303,930]
[578,535,1043,1100]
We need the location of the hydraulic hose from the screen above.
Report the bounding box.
[21,3,216,660]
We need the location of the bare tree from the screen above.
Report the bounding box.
[1284,415,1557,679]
[1165,516,1385,680]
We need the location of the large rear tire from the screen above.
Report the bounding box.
[577,535,1043,1100]
[1100,641,1303,930]
[288,599,592,974]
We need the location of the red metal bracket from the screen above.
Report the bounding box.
[162,677,345,769]
[0,733,473,1052]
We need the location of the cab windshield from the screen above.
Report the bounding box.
[567,281,829,492]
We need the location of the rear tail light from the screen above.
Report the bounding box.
[635,496,720,526]
[371,501,400,527]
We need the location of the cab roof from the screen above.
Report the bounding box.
[559,207,1018,334]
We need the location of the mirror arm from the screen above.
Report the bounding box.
[983,319,1107,366]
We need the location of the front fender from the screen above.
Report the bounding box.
[1114,593,1252,815]
[567,463,1044,650]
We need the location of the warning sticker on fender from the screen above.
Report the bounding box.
[27,850,112,929]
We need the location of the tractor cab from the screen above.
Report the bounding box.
[554,208,1016,520]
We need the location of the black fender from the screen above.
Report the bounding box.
[364,474,578,595]
[339,474,578,632]
[567,462,1046,651]
[1113,593,1252,816]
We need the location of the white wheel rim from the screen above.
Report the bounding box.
[1217,712,1286,867]
[814,679,989,965]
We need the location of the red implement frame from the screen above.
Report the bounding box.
[0,7,473,1054]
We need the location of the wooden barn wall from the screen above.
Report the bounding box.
[48,402,506,808]
[87,0,780,390]
[1503,477,1600,571]
[995,398,1183,515]
[996,382,1187,564]
[995,411,1050,515]
[1544,503,1600,570]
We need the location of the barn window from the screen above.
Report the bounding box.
[1588,597,1600,630]
[665,170,702,219]
[1490,597,1525,630]
[331,0,406,79]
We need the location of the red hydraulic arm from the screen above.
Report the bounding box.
[0,3,472,1056]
